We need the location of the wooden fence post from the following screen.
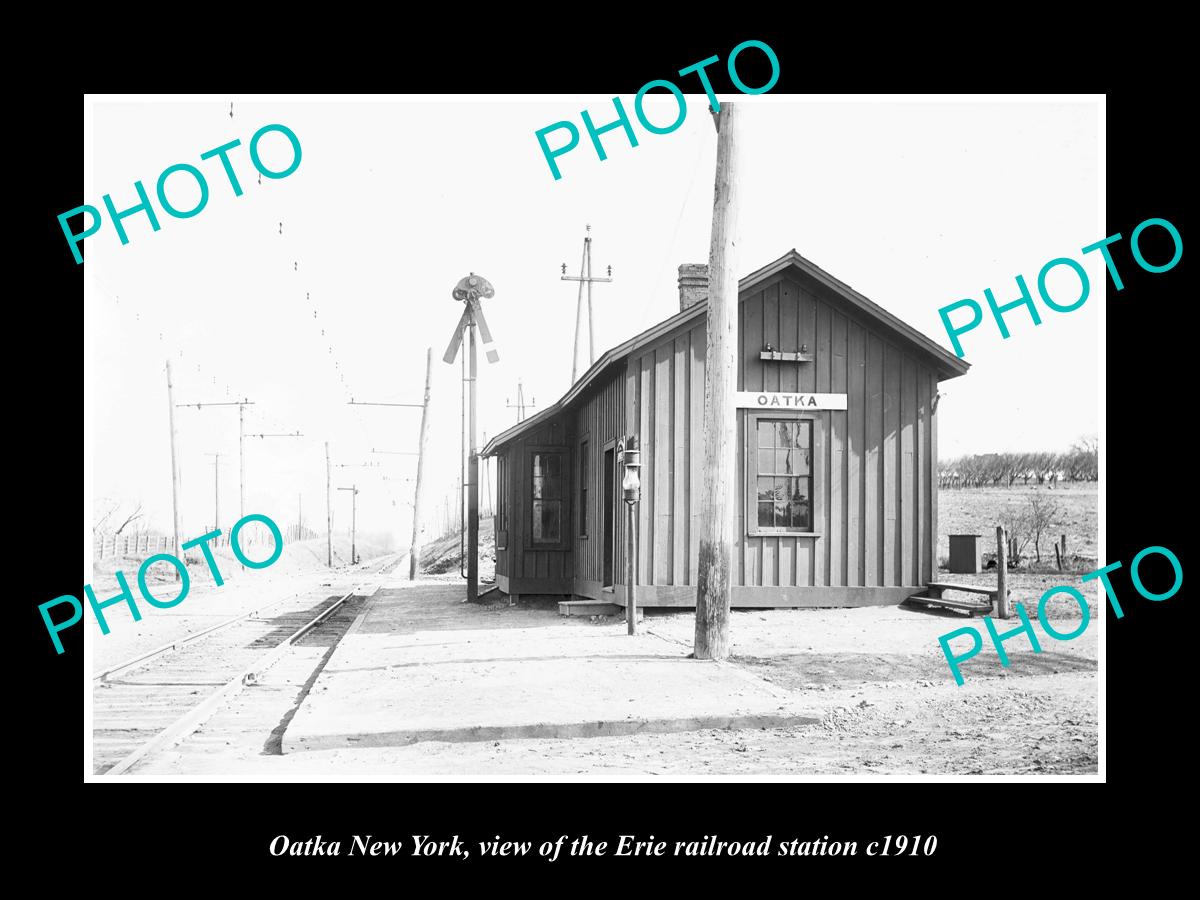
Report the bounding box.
[996,525,1010,619]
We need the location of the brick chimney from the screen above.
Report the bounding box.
[678,263,709,311]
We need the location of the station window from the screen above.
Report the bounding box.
[495,456,507,549]
[579,440,589,537]
[531,450,565,545]
[750,418,813,533]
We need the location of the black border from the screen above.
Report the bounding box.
[24,25,1190,881]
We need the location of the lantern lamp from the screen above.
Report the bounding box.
[620,435,642,504]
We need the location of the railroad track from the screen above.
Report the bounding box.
[93,553,404,775]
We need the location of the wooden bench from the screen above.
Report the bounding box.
[905,581,1001,616]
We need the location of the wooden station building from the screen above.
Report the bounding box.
[481,250,969,609]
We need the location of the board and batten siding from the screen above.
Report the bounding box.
[492,412,574,595]
[612,270,939,605]
[570,369,627,597]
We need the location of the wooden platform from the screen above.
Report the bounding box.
[558,599,623,617]
[904,582,999,616]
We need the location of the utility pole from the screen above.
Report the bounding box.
[325,441,332,567]
[505,380,536,423]
[338,485,359,565]
[241,430,302,558]
[410,348,433,581]
[165,360,182,579]
[238,403,245,522]
[204,452,222,533]
[694,102,741,661]
[561,224,613,385]
[174,397,255,524]
[347,390,428,578]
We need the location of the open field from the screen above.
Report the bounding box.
[937,482,1098,569]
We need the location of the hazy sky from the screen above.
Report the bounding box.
[85,95,1101,542]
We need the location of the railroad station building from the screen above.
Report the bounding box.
[481,250,969,609]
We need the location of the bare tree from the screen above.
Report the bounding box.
[999,504,1032,565]
[1066,435,1098,481]
[937,457,953,489]
[1005,452,1030,488]
[1027,493,1061,563]
[93,498,145,537]
[93,498,119,536]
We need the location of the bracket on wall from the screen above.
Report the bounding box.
[760,342,813,363]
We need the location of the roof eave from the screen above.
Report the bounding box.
[484,250,971,453]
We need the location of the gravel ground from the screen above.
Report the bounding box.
[124,599,1099,777]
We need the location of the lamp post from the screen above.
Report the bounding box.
[618,435,641,635]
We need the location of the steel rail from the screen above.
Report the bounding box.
[103,575,390,777]
[92,553,399,683]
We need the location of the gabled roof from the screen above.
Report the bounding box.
[483,249,969,457]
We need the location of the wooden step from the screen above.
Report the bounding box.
[905,593,992,616]
[558,599,624,617]
[927,581,999,597]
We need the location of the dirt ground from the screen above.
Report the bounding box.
[324,612,1097,776]
[126,597,1098,778]
[100,487,1101,778]
[298,670,1095,776]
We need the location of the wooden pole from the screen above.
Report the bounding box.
[325,441,332,567]
[996,525,1010,618]
[238,401,246,570]
[204,452,221,533]
[409,348,433,580]
[626,500,637,635]
[351,485,357,565]
[467,306,479,602]
[165,360,182,579]
[238,402,245,520]
[586,232,595,367]
[570,241,587,384]
[694,102,741,661]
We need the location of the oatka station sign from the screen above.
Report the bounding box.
[735,392,848,410]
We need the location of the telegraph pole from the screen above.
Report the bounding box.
[325,442,333,567]
[505,380,536,423]
[165,360,182,580]
[338,485,359,565]
[694,102,741,661]
[410,348,433,580]
[174,397,255,524]
[561,225,613,384]
[242,430,302,563]
[238,403,245,521]
[347,390,428,578]
[204,452,222,533]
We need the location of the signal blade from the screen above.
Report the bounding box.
[473,302,500,363]
[442,308,469,364]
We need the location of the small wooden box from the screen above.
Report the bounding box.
[948,534,982,574]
